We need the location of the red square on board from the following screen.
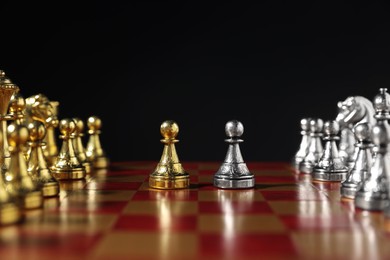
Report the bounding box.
[199,201,273,214]
[114,215,197,232]
[199,233,298,258]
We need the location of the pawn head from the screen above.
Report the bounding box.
[7,123,29,148]
[160,120,179,139]
[309,118,323,133]
[300,118,311,131]
[323,120,339,136]
[372,124,389,147]
[73,118,84,134]
[27,121,46,142]
[354,123,371,142]
[88,116,102,131]
[225,120,244,138]
[59,118,76,136]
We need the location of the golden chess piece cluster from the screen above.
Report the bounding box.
[149,120,190,189]
[0,70,109,225]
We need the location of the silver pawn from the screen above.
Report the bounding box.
[293,118,311,169]
[313,120,348,182]
[355,123,390,211]
[299,118,324,174]
[214,120,254,189]
[340,123,373,199]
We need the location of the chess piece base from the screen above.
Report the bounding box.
[42,181,60,197]
[312,168,347,182]
[355,195,387,211]
[83,161,92,174]
[293,157,303,170]
[22,190,43,210]
[340,181,359,199]
[51,167,86,180]
[340,185,358,199]
[59,179,87,191]
[0,203,22,225]
[93,157,109,169]
[214,175,255,189]
[299,161,314,174]
[149,175,189,189]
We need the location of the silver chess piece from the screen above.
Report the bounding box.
[338,125,355,167]
[312,120,348,182]
[355,122,390,211]
[340,123,373,199]
[293,118,311,169]
[336,96,376,167]
[373,88,390,151]
[299,118,323,174]
[214,120,254,189]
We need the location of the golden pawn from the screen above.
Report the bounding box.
[25,94,59,166]
[149,120,190,189]
[26,121,60,197]
[85,116,109,169]
[9,93,26,126]
[51,119,86,180]
[9,93,29,160]
[4,123,43,210]
[72,118,92,174]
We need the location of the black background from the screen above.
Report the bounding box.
[1,2,388,162]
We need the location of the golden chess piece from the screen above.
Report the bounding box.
[4,123,43,209]
[149,120,190,189]
[0,173,23,225]
[44,101,59,164]
[9,93,29,160]
[27,121,60,197]
[72,118,92,174]
[86,116,109,169]
[25,94,59,166]
[51,119,86,180]
[0,71,19,169]
[9,93,26,126]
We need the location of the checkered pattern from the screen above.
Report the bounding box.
[0,162,390,259]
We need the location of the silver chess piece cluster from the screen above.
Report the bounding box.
[293,88,390,213]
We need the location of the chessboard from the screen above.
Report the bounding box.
[1,161,390,260]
